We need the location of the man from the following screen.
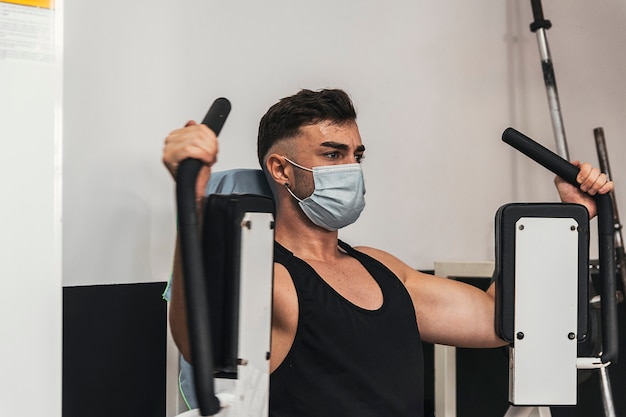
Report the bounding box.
[162,89,613,416]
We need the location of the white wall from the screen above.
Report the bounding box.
[63,0,626,285]
[0,1,63,416]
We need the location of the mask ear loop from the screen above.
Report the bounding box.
[284,182,304,203]
[283,156,313,172]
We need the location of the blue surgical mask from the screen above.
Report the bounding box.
[283,157,366,231]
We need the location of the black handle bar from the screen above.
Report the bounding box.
[176,97,232,415]
[502,127,618,363]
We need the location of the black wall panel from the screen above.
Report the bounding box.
[63,282,167,417]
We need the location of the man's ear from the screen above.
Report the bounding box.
[266,154,291,187]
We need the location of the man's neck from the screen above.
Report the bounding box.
[274,213,342,263]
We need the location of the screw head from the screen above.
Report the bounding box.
[516,332,525,340]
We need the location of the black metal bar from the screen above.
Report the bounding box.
[177,97,232,416]
[594,127,626,311]
[528,0,569,160]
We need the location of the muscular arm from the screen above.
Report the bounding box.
[270,263,298,372]
[169,196,208,363]
[348,165,612,349]
[357,247,506,348]
[169,237,192,362]
[406,273,503,348]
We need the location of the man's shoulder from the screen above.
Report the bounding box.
[352,245,390,259]
[352,245,433,284]
[353,245,407,272]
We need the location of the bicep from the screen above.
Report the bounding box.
[354,246,505,348]
[405,272,504,348]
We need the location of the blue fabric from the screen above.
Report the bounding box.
[178,356,197,409]
[207,168,272,198]
[163,168,271,409]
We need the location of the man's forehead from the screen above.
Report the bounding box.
[299,121,362,147]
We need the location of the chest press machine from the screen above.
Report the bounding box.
[496,128,619,416]
[171,99,619,417]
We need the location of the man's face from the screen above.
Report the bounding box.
[288,120,365,200]
[293,120,365,167]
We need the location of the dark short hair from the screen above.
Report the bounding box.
[257,89,357,167]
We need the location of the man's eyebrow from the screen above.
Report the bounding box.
[320,141,366,152]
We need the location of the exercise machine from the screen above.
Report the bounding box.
[175,99,274,416]
[527,2,621,414]
[496,128,619,417]
[171,102,619,417]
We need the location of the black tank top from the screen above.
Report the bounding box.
[270,240,424,417]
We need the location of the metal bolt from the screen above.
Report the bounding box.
[518,225,524,231]
[242,220,252,229]
[516,332,525,340]
[568,332,576,340]
[570,225,576,231]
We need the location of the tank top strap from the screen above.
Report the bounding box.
[273,240,293,267]
[337,239,400,291]
[273,240,334,296]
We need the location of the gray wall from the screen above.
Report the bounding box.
[63,0,626,286]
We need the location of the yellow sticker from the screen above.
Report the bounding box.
[0,0,53,9]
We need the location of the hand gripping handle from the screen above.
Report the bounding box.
[177,97,232,226]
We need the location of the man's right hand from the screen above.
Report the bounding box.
[162,120,219,201]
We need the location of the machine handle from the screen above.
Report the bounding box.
[178,97,232,226]
[502,127,578,185]
[176,97,232,416]
[502,127,618,363]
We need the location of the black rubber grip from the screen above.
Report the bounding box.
[201,97,231,135]
[502,127,579,185]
